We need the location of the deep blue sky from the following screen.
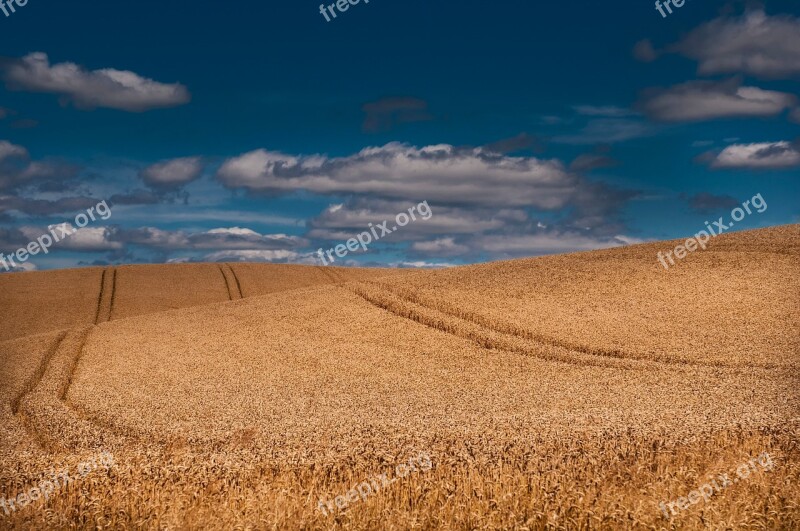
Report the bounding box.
[1,0,798,270]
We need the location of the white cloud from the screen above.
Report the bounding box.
[391,261,455,269]
[307,199,522,241]
[140,157,203,189]
[110,226,306,250]
[202,250,301,263]
[217,143,582,209]
[410,237,470,257]
[470,232,633,257]
[711,141,800,169]
[671,10,800,78]
[0,140,28,161]
[0,140,80,193]
[2,53,191,112]
[639,79,796,122]
[18,224,122,252]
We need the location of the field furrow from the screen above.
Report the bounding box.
[348,281,647,370]
[226,263,244,299]
[94,268,116,324]
[18,326,109,452]
[362,280,783,370]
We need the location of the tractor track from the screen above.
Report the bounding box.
[94,267,118,324]
[10,330,68,416]
[219,264,234,300]
[346,281,777,371]
[226,263,244,298]
[317,265,345,286]
[14,326,105,451]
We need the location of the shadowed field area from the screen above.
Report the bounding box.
[0,226,798,529]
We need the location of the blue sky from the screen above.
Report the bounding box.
[0,0,798,270]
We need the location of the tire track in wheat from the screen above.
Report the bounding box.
[219,264,234,301]
[346,282,647,370]
[94,268,107,324]
[16,326,114,451]
[362,281,780,370]
[318,266,344,286]
[94,267,116,323]
[226,264,244,298]
[10,331,68,415]
[347,282,775,371]
[109,267,117,320]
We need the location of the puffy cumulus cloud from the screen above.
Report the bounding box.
[2,53,191,112]
[109,227,189,249]
[638,79,796,122]
[189,227,306,250]
[670,10,800,79]
[306,192,636,261]
[0,140,80,192]
[361,97,433,133]
[14,224,122,252]
[202,250,304,263]
[0,261,37,273]
[108,226,307,251]
[0,139,27,161]
[217,142,610,210]
[53,225,122,251]
[139,157,204,190]
[710,141,800,169]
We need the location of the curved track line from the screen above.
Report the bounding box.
[94,267,116,324]
[108,267,117,321]
[10,331,67,415]
[365,281,782,370]
[219,264,233,301]
[94,268,107,324]
[374,281,640,363]
[226,263,244,298]
[346,282,647,370]
[317,266,344,286]
[347,282,778,371]
[16,326,108,451]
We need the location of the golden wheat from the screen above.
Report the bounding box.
[0,226,798,529]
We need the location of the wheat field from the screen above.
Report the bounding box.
[0,225,798,530]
